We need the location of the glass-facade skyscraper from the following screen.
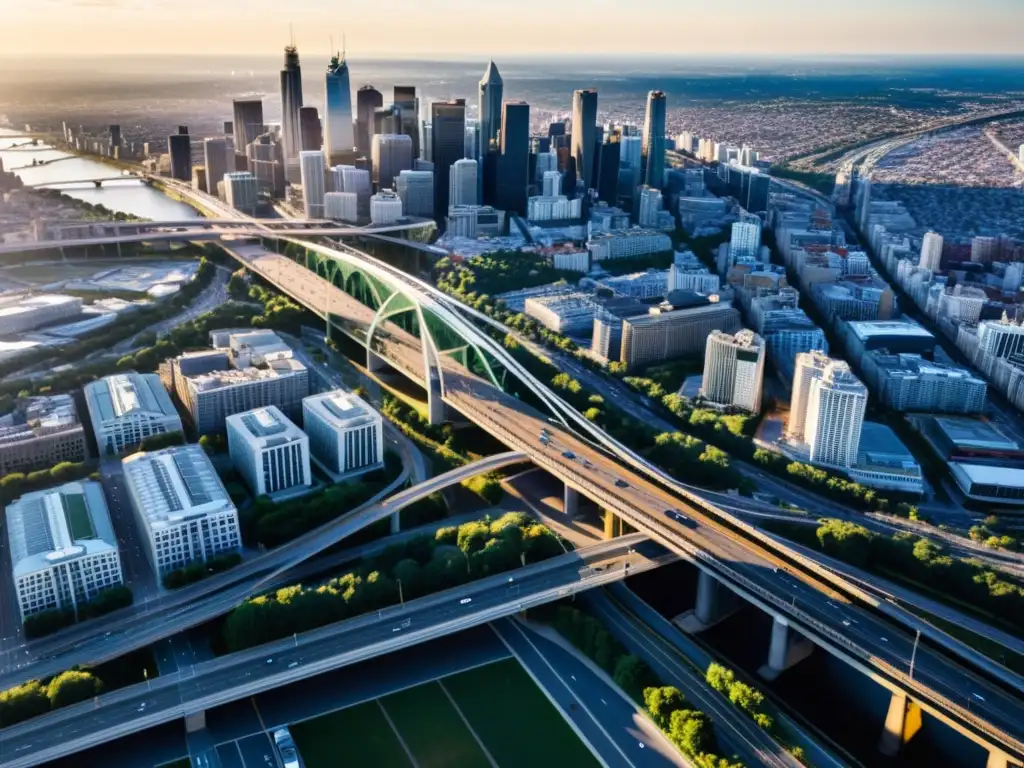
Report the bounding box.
[641,90,667,189]
[571,89,598,193]
[431,99,466,222]
[325,52,355,164]
[232,100,264,160]
[394,86,419,159]
[356,86,383,152]
[497,100,529,216]
[280,45,304,171]
[478,60,503,161]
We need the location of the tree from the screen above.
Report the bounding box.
[669,709,716,756]
[644,686,686,730]
[705,663,735,694]
[46,670,102,709]
[0,680,50,727]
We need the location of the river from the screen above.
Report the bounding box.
[0,129,199,221]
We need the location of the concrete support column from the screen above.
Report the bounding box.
[367,348,388,373]
[678,570,740,632]
[390,510,401,535]
[878,690,922,757]
[563,486,580,517]
[986,751,1010,768]
[184,710,207,733]
[426,371,447,426]
[758,616,814,680]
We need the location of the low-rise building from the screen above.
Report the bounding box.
[0,294,82,335]
[862,353,987,414]
[6,481,123,622]
[324,191,358,222]
[121,444,241,576]
[0,395,87,475]
[587,228,672,262]
[620,298,741,369]
[303,390,385,479]
[226,406,311,497]
[525,292,600,335]
[84,373,183,455]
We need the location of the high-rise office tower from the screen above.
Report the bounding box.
[805,361,867,468]
[233,100,265,158]
[787,351,830,442]
[449,159,479,206]
[641,90,667,188]
[356,86,383,152]
[421,120,433,162]
[571,89,598,193]
[325,51,355,163]
[371,134,414,191]
[464,121,480,160]
[597,135,621,204]
[478,59,503,160]
[394,86,420,159]
[300,150,326,218]
[280,44,304,169]
[373,105,400,136]
[728,220,762,262]
[637,186,664,227]
[167,132,191,181]
[700,329,765,413]
[431,99,466,221]
[396,170,434,217]
[299,106,323,152]
[497,101,530,216]
[203,137,231,197]
[971,236,999,264]
[334,165,372,217]
[919,231,944,271]
[248,132,285,198]
[109,125,121,149]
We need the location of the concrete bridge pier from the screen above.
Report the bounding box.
[677,570,740,632]
[758,616,814,681]
[367,348,389,374]
[987,751,1011,768]
[184,710,207,733]
[426,371,447,426]
[563,485,579,517]
[602,509,627,539]
[390,510,401,535]
[877,690,922,757]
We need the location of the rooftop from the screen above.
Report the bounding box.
[6,481,118,579]
[934,416,1019,451]
[187,357,306,392]
[85,372,178,422]
[0,294,79,321]
[227,406,306,448]
[848,320,935,341]
[950,463,1024,488]
[0,394,80,446]
[304,389,379,428]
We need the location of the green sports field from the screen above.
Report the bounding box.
[290,659,600,768]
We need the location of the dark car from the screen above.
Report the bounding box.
[563,451,576,460]
[664,509,697,529]
[615,479,628,489]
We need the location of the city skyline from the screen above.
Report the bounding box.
[4,0,1024,57]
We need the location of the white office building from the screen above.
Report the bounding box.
[542,170,562,197]
[700,329,765,413]
[6,481,123,622]
[300,150,326,218]
[0,294,82,335]
[303,390,385,479]
[446,205,505,238]
[787,351,830,441]
[370,189,404,224]
[587,229,672,262]
[122,445,241,576]
[324,191,359,222]
[728,221,761,263]
[226,406,311,497]
[449,158,479,207]
[84,372,183,455]
[396,170,434,217]
[637,186,663,228]
[223,171,259,214]
[804,360,867,468]
[919,231,944,271]
[527,195,582,221]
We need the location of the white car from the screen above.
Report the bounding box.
[273,728,304,768]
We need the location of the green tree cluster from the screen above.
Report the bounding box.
[0,460,95,504]
[0,669,104,728]
[23,585,134,638]
[642,686,740,766]
[222,512,563,652]
[705,663,774,731]
[162,553,243,589]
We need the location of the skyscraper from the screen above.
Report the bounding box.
[167,132,191,181]
[728,221,762,262]
[396,170,434,217]
[497,101,530,216]
[478,60,503,160]
[299,106,323,153]
[431,99,466,221]
[233,100,265,158]
[788,351,830,442]
[280,44,304,171]
[641,90,667,188]
[805,360,867,468]
[700,329,765,413]
[372,134,414,191]
[394,86,420,159]
[449,159,479,206]
[300,150,326,218]
[324,51,355,164]
[356,86,383,152]
[203,137,231,196]
[571,89,598,193]
[597,135,621,205]
[919,231,944,271]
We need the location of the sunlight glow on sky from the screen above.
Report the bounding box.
[3,0,1022,57]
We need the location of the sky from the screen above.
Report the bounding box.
[3,0,1023,57]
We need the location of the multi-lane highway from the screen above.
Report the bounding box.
[0,537,670,767]
[0,451,524,688]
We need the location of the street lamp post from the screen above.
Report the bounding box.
[398,578,404,607]
[909,629,921,680]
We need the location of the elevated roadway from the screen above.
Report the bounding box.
[0,537,667,767]
[0,451,526,688]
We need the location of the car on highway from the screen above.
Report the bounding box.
[273,728,304,768]
[615,479,629,488]
[563,451,576,460]
[663,509,697,529]
[460,597,472,605]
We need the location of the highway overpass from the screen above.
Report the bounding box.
[222,230,1024,765]
[0,536,667,767]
